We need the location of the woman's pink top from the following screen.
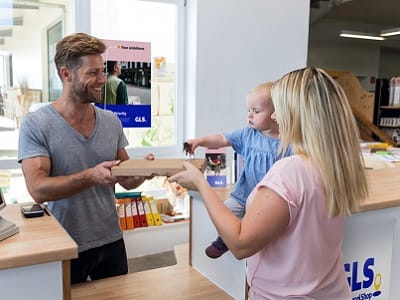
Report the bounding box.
[246,155,351,299]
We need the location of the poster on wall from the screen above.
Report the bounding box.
[342,218,394,300]
[97,39,151,128]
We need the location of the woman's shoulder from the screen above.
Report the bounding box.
[272,155,311,171]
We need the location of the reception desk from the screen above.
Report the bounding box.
[0,204,78,300]
[190,167,400,300]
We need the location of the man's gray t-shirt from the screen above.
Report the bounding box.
[18,104,128,252]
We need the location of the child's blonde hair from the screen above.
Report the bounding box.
[248,82,273,99]
[271,67,368,217]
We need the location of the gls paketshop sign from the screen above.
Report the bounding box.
[343,218,394,300]
[345,257,382,299]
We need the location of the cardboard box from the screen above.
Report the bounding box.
[111,158,206,176]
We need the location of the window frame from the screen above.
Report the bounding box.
[85,0,186,159]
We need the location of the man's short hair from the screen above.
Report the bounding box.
[54,32,106,79]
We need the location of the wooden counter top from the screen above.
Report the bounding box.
[212,167,400,214]
[0,203,78,270]
[362,167,400,212]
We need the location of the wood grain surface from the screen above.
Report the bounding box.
[72,245,233,300]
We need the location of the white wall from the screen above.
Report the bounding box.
[184,2,309,296]
[308,42,380,91]
[308,18,400,90]
[308,43,380,77]
[184,0,309,160]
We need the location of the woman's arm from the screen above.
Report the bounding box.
[169,161,290,259]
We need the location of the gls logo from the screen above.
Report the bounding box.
[345,257,382,299]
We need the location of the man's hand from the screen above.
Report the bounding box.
[91,160,121,186]
[117,153,155,189]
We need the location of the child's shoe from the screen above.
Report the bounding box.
[205,237,228,259]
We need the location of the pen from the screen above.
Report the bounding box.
[43,207,51,216]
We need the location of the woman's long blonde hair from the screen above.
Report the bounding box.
[271,67,368,217]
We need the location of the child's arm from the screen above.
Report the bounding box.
[185,134,231,154]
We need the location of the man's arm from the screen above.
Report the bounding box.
[21,156,120,203]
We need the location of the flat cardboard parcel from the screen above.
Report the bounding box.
[111,158,207,177]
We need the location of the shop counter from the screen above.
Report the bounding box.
[190,167,400,300]
[0,203,78,300]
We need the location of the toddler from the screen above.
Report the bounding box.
[184,82,291,258]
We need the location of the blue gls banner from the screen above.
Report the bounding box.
[95,104,151,128]
[206,175,227,187]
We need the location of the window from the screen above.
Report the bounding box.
[0,1,65,203]
[89,0,185,158]
[0,0,184,203]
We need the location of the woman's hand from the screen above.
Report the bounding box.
[168,161,205,191]
[144,153,155,161]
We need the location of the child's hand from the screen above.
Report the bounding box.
[183,138,201,155]
[183,141,193,155]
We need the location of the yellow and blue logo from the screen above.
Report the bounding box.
[345,257,382,299]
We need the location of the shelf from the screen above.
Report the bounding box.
[380,105,400,109]
[379,117,400,127]
[123,220,189,259]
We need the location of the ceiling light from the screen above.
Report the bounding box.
[339,30,385,41]
[381,27,400,37]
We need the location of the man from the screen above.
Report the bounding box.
[102,60,129,105]
[18,32,152,284]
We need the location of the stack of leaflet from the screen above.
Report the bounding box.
[374,149,400,163]
[0,217,19,241]
[0,189,19,241]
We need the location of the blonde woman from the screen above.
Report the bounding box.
[169,67,368,299]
